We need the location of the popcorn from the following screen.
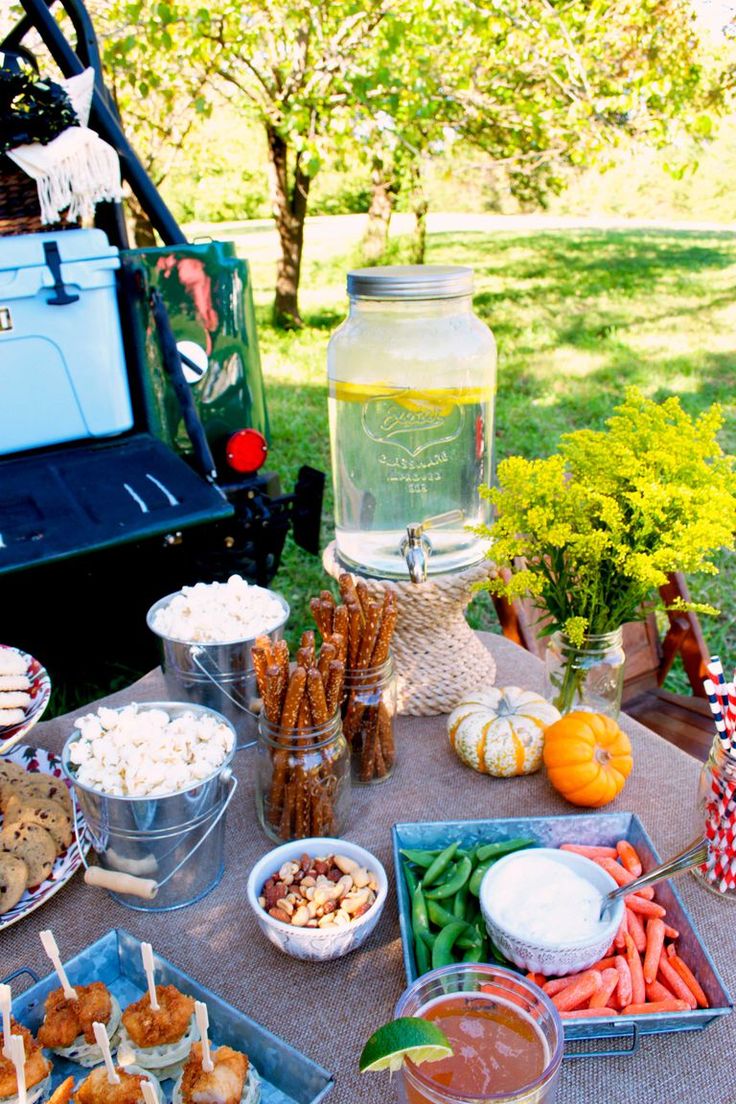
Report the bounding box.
[68,704,235,796]
[151,574,285,643]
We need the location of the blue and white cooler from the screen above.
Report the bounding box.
[0,228,133,455]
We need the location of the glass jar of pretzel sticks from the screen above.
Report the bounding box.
[255,712,351,842]
[343,657,397,783]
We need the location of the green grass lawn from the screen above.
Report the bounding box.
[256,226,736,693]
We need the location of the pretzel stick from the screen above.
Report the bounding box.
[325,660,345,716]
[263,665,284,724]
[355,580,371,618]
[357,602,383,669]
[307,667,329,726]
[279,780,295,840]
[347,602,363,668]
[338,573,360,608]
[372,713,387,778]
[371,594,397,666]
[317,642,337,682]
[280,667,307,730]
[378,701,395,768]
[310,597,329,637]
[251,645,271,701]
[300,631,316,665]
[360,720,377,781]
[327,631,347,666]
[333,604,349,645]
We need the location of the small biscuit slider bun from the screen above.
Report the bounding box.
[36,933,121,1067]
[0,712,25,729]
[73,1055,164,1104]
[172,1019,261,1104]
[0,1024,52,1104]
[117,945,198,1081]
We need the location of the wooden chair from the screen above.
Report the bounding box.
[490,572,715,761]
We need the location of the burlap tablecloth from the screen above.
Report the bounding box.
[3,634,734,1104]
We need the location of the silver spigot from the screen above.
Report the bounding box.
[400,509,465,584]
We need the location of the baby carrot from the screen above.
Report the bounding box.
[543,977,574,996]
[590,956,619,971]
[658,956,697,1009]
[614,909,627,950]
[561,1007,618,1018]
[622,999,690,1014]
[616,839,643,877]
[526,972,546,987]
[626,894,666,918]
[615,955,632,1007]
[594,857,634,886]
[589,968,619,1009]
[663,924,680,940]
[667,953,709,1009]
[646,979,676,1003]
[552,970,602,1012]
[560,844,619,858]
[643,918,666,984]
[625,933,645,1005]
[625,906,646,953]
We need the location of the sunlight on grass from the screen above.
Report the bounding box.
[248,225,736,685]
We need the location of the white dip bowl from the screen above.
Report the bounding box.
[480,847,624,977]
[246,837,388,962]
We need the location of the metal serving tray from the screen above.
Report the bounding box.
[393,813,732,1056]
[5,928,333,1104]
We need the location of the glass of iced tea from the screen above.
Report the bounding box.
[394,964,563,1104]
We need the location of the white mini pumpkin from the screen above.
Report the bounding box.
[447,686,560,777]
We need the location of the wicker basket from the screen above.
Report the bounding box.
[0,155,78,235]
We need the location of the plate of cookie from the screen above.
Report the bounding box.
[0,645,52,755]
[0,744,92,930]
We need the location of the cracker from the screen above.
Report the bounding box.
[0,692,31,709]
[0,676,31,691]
[0,709,25,727]
[0,822,56,887]
[0,851,28,913]
[0,650,27,676]
[4,794,72,852]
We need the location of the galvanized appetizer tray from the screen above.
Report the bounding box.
[393,813,732,1055]
[4,928,333,1104]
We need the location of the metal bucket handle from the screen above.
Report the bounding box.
[73,770,238,901]
[189,645,258,750]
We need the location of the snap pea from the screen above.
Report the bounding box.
[453,882,469,920]
[431,921,467,970]
[469,857,498,897]
[456,928,482,950]
[401,848,441,868]
[414,931,431,974]
[412,884,432,949]
[425,856,472,900]
[421,842,459,888]
[475,838,535,864]
[403,861,419,899]
[427,899,469,931]
[462,944,486,963]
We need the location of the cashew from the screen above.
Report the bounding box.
[279,861,299,880]
[307,899,320,918]
[351,867,371,889]
[335,874,353,898]
[333,854,359,875]
[318,913,336,927]
[315,874,334,888]
[291,905,310,926]
[306,919,319,927]
[334,909,350,926]
[304,886,316,900]
[278,898,294,916]
[342,888,371,915]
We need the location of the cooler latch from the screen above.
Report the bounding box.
[43,242,80,307]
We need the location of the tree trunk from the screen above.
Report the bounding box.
[409,172,429,266]
[127,193,157,248]
[362,159,395,264]
[266,124,310,328]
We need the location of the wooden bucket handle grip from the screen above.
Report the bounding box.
[84,866,158,900]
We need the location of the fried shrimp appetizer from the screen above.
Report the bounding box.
[117,986,197,1080]
[37,983,122,1067]
[0,1021,52,1104]
[172,1043,260,1104]
[72,1066,163,1104]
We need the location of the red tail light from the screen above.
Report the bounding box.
[226,428,268,473]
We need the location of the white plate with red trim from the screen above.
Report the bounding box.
[0,743,92,931]
[0,645,52,755]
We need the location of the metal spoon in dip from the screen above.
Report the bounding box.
[599,836,709,918]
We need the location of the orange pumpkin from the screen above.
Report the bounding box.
[542,711,633,807]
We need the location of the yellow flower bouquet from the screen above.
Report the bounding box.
[477,389,736,713]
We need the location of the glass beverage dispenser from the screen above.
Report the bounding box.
[327,265,496,580]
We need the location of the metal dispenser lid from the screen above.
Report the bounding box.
[346,265,473,301]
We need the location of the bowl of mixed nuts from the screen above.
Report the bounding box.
[246,837,388,961]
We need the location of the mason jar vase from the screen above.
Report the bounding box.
[544,629,625,718]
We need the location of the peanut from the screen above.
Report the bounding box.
[261,853,378,927]
[300,875,316,889]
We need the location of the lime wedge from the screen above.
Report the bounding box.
[359,1017,453,1074]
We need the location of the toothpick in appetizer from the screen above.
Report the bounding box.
[0,1026,51,1104]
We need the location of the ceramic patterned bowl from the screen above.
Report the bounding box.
[246,837,387,961]
[479,847,624,977]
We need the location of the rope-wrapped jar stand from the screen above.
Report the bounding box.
[323,542,496,716]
